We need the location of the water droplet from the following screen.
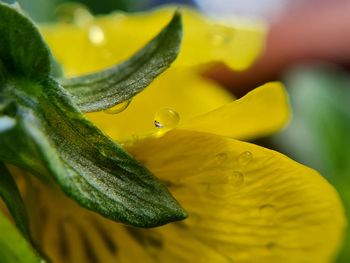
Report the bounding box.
[215,152,228,162]
[154,108,180,129]
[89,25,105,46]
[229,171,244,187]
[238,151,253,166]
[210,26,233,46]
[259,204,276,218]
[55,3,93,26]
[104,100,131,114]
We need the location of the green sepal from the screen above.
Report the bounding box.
[59,11,182,112]
[0,2,51,80]
[0,77,187,227]
[0,1,187,228]
[0,211,44,263]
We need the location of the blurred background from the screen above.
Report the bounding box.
[4,0,350,261]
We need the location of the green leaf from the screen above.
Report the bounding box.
[0,162,30,240]
[0,2,51,80]
[0,1,186,227]
[59,11,182,112]
[0,77,187,227]
[0,211,42,263]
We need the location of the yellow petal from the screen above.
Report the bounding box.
[19,129,345,262]
[40,6,265,75]
[86,67,233,141]
[126,129,345,262]
[180,81,290,140]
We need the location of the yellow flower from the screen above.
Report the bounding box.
[9,6,345,263]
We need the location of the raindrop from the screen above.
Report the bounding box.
[229,171,244,187]
[55,3,93,26]
[210,26,233,46]
[259,204,276,218]
[215,152,228,162]
[104,100,131,114]
[238,151,253,166]
[154,108,180,129]
[89,25,106,46]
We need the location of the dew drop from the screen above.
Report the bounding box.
[229,171,244,187]
[259,204,276,218]
[238,151,253,166]
[89,25,106,46]
[104,100,131,114]
[154,108,180,129]
[210,26,233,46]
[55,3,93,26]
[215,152,228,162]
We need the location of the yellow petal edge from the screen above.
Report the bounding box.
[41,6,265,76]
[127,129,346,263]
[181,81,290,140]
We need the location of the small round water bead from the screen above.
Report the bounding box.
[238,151,253,166]
[104,100,131,114]
[154,108,180,129]
[229,171,244,187]
[54,3,93,26]
[209,25,234,46]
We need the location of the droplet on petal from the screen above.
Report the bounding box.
[104,100,131,114]
[88,25,106,46]
[215,152,228,162]
[238,151,253,166]
[154,108,180,129]
[259,204,276,218]
[55,3,93,26]
[210,26,234,46]
[229,171,244,187]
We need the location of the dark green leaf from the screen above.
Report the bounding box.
[60,11,182,112]
[0,77,187,227]
[0,2,186,227]
[0,211,42,263]
[0,162,30,239]
[0,2,51,80]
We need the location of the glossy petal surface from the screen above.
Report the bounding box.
[27,129,345,263]
[181,82,289,139]
[126,129,345,262]
[86,67,233,141]
[41,7,265,75]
